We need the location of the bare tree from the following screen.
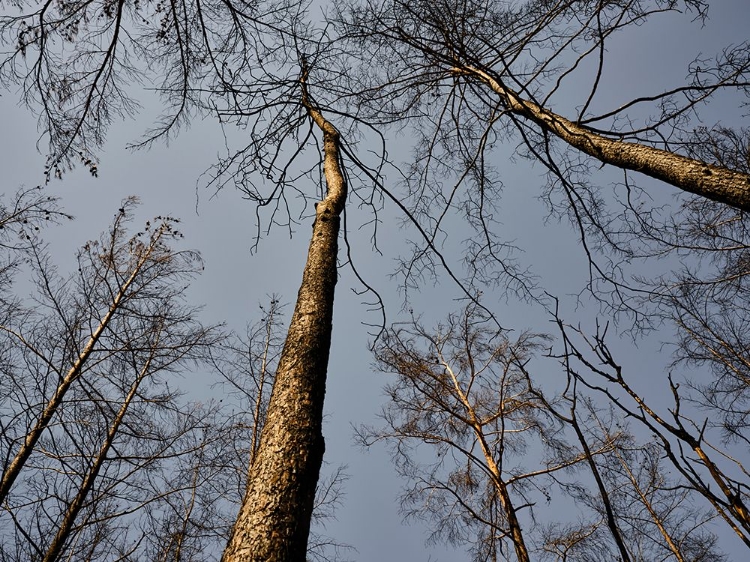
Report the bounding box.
[0,198,228,561]
[329,11,750,559]
[209,298,286,491]
[0,197,210,504]
[364,304,729,561]
[338,0,749,206]
[4,0,750,559]
[335,0,750,324]
[219,57,351,560]
[364,306,568,561]
[551,314,749,556]
[0,198,352,561]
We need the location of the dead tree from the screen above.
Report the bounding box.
[365,304,727,561]
[0,199,227,560]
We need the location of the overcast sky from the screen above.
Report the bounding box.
[1,2,748,560]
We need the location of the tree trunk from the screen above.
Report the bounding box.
[222,100,347,561]
[41,348,157,562]
[0,244,155,506]
[444,362,531,562]
[461,66,750,211]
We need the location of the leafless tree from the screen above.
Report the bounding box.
[338,0,749,206]
[551,313,749,557]
[4,0,750,559]
[209,298,285,489]
[334,0,750,318]
[3,0,370,553]
[364,306,564,561]
[0,198,230,561]
[364,304,728,561]
[218,59,353,558]
[0,197,210,503]
[329,10,750,558]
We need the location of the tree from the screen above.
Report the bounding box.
[335,0,750,322]
[551,315,750,554]
[365,304,730,561]
[209,298,352,562]
[0,198,232,560]
[338,0,750,208]
[333,9,750,557]
[363,306,559,562]
[3,0,750,559]
[0,197,212,505]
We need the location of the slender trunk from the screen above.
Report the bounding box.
[222,94,347,562]
[0,246,154,505]
[612,448,685,562]
[461,66,750,211]
[248,305,275,480]
[442,361,530,562]
[569,411,632,562]
[41,349,156,562]
[157,418,206,562]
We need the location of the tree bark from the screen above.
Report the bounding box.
[460,66,750,212]
[222,97,347,561]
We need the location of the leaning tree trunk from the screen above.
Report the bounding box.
[41,349,158,562]
[459,66,750,212]
[0,240,158,507]
[222,92,347,562]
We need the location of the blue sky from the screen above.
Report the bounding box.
[1,1,749,560]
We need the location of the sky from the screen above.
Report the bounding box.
[1,1,749,560]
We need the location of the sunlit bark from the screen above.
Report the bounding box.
[222,84,347,561]
[460,65,750,212]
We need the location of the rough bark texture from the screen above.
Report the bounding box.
[462,67,750,211]
[222,98,347,562]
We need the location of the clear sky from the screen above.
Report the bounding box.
[1,1,748,560]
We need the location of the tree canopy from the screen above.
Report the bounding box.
[1,0,750,560]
